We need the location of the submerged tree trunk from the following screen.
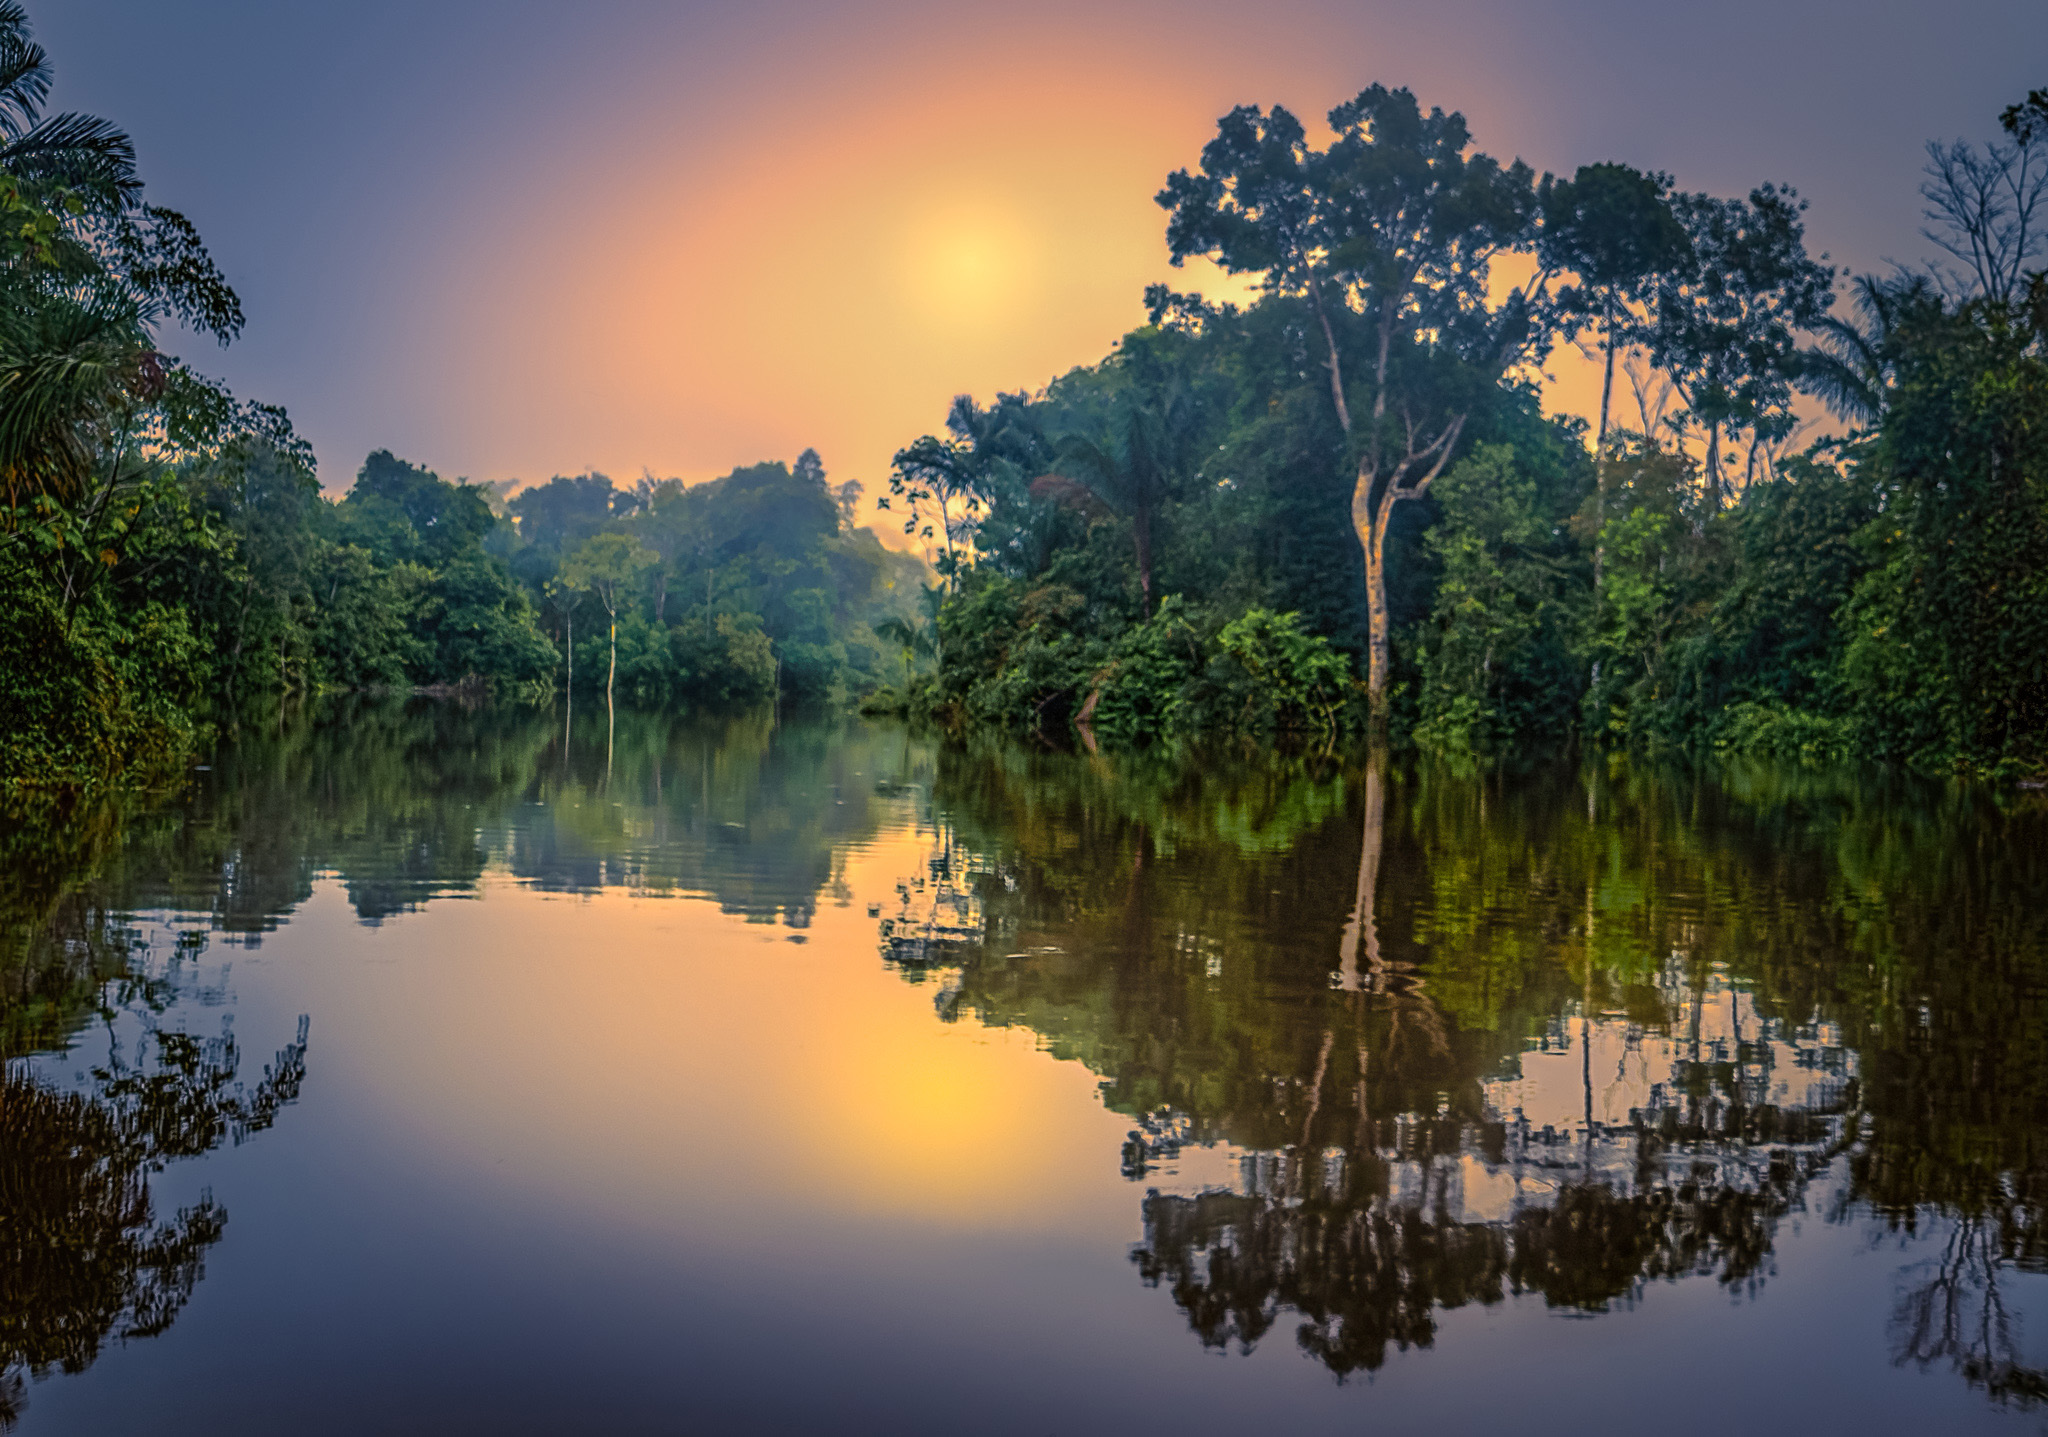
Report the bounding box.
[562,609,574,760]
[606,605,617,782]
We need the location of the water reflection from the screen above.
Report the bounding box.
[888,742,2048,1403]
[142,701,931,929]
[3,702,2045,1427]
[0,794,310,1428]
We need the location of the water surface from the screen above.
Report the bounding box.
[3,703,2045,1434]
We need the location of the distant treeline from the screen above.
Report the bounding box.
[0,0,2041,787]
[0,8,921,786]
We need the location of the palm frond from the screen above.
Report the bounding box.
[2,112,140,210]
[1796,349,1882,424]
[0,12,50,139]
[0,288,148,508]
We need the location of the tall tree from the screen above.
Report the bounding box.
[1644,186,1834,500]
[1159,86,1550,705]
[560,531,655,709]
[1801,271,1946,424]
[884,394,1042,588]
[1539,163,1689,585]
[1919,92,2048,305]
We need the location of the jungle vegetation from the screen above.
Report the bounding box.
[0,6,918,789]
[873,84,2048,778]
[0,0,2039,786]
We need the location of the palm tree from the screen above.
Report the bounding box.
[0,1,243,519]
[1800,272,1945,425]
[1047,388,1197,616]
[873,582,944,674]
[0,2,139,209]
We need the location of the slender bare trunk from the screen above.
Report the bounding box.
[1594,295,1616,592]
[1133,505,1153,616]
[1303,267,1352,433]
[1360,501,1392,706]
[1354,417,1464,703]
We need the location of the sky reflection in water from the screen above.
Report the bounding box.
[3,701,2046,1434]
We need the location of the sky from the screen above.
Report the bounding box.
[42,0,2048,511]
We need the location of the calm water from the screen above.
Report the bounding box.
[3,703,2046,1434]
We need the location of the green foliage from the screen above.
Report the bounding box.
[4,33,2044,787]
[1841,315,2048,774]
[1204,608,1355,737]
[1413,444,1586,755]
[0,574,205,786]
[1710,700,1858,762]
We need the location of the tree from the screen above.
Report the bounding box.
[1841,310,2048,772]
[1919,97,2048,305]
[1159,86,1551,705]
[833,478,863,530]
[559,531,655,708]
[1413,444,1585,753]
[1047,385,1197,614]
[1539,163,1690,584]
[1644,186,1834,500]
[883,402,1006,588]
[1801,272,1946,425]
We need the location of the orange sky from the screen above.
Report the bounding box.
[423,35,1284,515]
[49,0,2048,507]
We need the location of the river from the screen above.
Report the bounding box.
[3,701,2044,1434]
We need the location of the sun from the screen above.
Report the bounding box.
[898,194,1039,333]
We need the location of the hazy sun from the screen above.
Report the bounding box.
[899,195,1039,332]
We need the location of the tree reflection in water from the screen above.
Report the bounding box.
[882,741,2048,1403]
[6,704,2045,1419]
[1,699,931,1424]
[1,789,310,1430]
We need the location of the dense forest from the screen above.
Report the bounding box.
[878,84,2048,778]
[0,0,2041,787]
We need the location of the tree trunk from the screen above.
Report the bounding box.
[1594,295,1616,593]
[606,606,617,784]
[1133,504,1153,617]
[1705,421,1722,505]
[1359,496,1392,704]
